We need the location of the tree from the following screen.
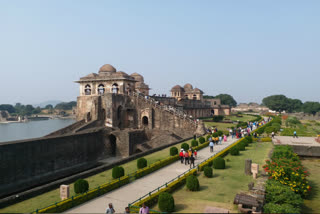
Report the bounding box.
[55,101,77,110]
[302,102,320,116]
[262,95,289,112]
[287,99,303,113]
[45,104,54,109]
[214,94,237,107]
[0,104,15,113]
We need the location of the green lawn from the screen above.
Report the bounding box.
[204,122,235,132]
[224,114,257,122]
[280,120,320,137]
[301,158,320,213]
[154,141,273,213]
[0,138,200,213]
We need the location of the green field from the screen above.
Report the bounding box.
[0,138,200,213]
[152,141,273,213]
[301,158,320,213]
[280,119,320,137]
[204,121,235,132]
[224,114,257,122]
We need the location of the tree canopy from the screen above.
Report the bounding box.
[214,94,237,107]
[302,102,320,116]
[54,101,77,110]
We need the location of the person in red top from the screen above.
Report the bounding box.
[184,151,189,165]
[194,150,197,159]
[179,149,184,164]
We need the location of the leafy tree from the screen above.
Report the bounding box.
[214,94,237,107]
[45,104,54,109]
[0,104,16,113]
[55,101,77,110]
[302,102,320,116]
[287,99,303,113]
[262,95,290,112]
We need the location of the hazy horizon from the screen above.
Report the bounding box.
[1,0,319,105]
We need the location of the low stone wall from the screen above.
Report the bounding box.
[291,145,320,157]
[45,119,85,137]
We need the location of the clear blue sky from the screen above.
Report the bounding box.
[0,0,319,105]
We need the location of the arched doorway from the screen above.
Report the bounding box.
[142,116,149,127]
[109,134,117,155]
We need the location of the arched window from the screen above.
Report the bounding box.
[84,84,91,95]
[98,84,105,95]
[142,116,149,126]
[112,83,119,94]
[193,94,197,100]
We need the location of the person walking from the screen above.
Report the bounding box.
[184,150,189,165]
[293,131,297,138]
[229,128,233,138]
[179,149,184,164]
[224,134,227,142]
[209,140,214,152]
[139,203,150,214]
[188,148,192,158]
[271,132,275,139]
[190,155,195,168]
[124,207,130,214]
[194,150,197,159]
[219,136,222,145]
[106,203,115,214]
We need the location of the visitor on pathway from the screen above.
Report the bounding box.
[188,148,192,157]
[124,207,130,214]
[294,131,297,138]
[184,150,189,165]
[209,141,214,152]
[224,134,227,142]
[190,154,195,168]
[106,203,115,214]
[229,128,233,138]
[219,136,222,144]
[215,137,219,144]
[194,150,197,159]
[179,149,184,164]
[139,203,150,214]
[271,132,275,139]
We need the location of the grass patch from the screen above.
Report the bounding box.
[280,121,320,137]
[204,122,234,132]
[224,114,257,122]
[0,138,199,213]
[301,158,320,213]
[160,141,273,213]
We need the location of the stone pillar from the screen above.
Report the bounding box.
[60,185,70,200]
[245,159,252,175]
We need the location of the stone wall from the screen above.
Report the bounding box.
[0,130,107,198]
[291,145,320,157]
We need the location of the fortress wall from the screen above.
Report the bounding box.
[291,145,320,157]
[0,130,106,198]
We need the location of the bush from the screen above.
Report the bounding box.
[158,192,175,212]
[265,126,277,134]
[206,135,211,141]
[191,140,199,147]
[241,138,249,147]
[170,147,178,156]
[74,179,89,194]
[237,142,246,151]
[245,136,253,144]
[137,158,148,169]
[263,203,300,214]
[186,175,200,191]
[212,115,224,122]
[199,137,205,144]
[212,132,219,137]
[208,160,213,167]
[181,143,189,151]
[230,147,240,156]
[204,166,213,178]
[112,166,125,179]
[217,131,224,136]
[213,157,226,169]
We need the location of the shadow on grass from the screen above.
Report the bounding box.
[301,178,319,213]
[175,203,189,212]
[200,185,209,191]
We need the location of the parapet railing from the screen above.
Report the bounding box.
[130,92,198,127]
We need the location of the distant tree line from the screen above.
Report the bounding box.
[262,95,320,115]
[203,94,237,107]
[0,101,76,116]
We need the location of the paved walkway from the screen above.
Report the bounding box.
[273,136,318,146]
[67,137,239,213]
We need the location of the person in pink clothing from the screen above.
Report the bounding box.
[223,135,227,142]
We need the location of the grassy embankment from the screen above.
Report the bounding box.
[152,141,273,213]
[0,138,198,213]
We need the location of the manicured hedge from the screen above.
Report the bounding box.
[74,179,89,194]
[112,166,125,179]
[186,175,200,191]
[170,147,178,156]
[230,147,240,156]
[204,166,213,178]
[213,157,225,169]
[191,140,199,147]
[199,137,205,144]
[158,192,175,212]
[181,143,189,151]
[137,158,148,169]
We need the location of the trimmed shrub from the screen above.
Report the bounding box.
[199,136,205,144]
[208,160,213,167]
[230,147,240,156]
[241,139,249,147]
[186,175,200,191]
[245,136,253,144]
[212,115,224,122]
[237,142,246,151]
[217,131,224,136]
[213,157,226,169]
[212,132,219,137]
[181,143,189,151]
[137,158,147,169]
[112,166,125,179]
[158,192,175,212]
[191,140,199,147]
[74,179,89,194]
[265,126,277,134]
[206,135,211,141]
[204,166,213,178]
[170,147,178,156]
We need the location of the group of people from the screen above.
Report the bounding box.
[106,202,150,214]
[179,147,197,168]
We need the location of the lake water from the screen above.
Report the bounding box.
[0,119,75,143]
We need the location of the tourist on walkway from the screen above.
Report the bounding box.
[229,128,233,138]
[215,137,219,145]
[194,150,197,159]
[224,134,227,142]
[179,149,184,164]
[190,154,195,168]
[271,132,275,139]
[209,141,214,152]
[124,207,130,214]
[188,148,192,157]
[139,203,150,214]
[184,151,189,165]
[293,131,297,138]
[106,203,115,214]
[219,136,222,144]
